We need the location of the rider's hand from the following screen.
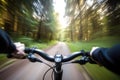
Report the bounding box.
[90,47,100,56]
[90,47,102,65]
[11,42,26,59]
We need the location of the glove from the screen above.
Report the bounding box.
[90,47,100,56]
[90,47,102,65]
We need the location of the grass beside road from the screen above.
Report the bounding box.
[67,36,120,80]
[14,36,57,49]
[0,54,9,66]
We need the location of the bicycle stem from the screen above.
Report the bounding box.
[54,54,63,80]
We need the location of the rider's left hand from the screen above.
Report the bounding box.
[11,42,26,59]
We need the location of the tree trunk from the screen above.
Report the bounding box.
[13,14,18,32]
[70,25,74,41]
[37,21,42,40]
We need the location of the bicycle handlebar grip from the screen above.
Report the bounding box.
[24,48,31,53]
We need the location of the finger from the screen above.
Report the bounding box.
[90,47,99,56]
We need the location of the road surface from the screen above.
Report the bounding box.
[0,42,91,80]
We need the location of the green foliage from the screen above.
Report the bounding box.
[14,36,57,49]
[0,0,58,42]
[67,36,120,80]
[14,36,34,46]
[28,40,57,49]
[85,64,120,80]
[68,36,120,52]
[65,0,120,41]
[0,54,9,65]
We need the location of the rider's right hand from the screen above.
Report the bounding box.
[89,47,103,65]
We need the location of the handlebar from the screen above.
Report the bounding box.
[24,48,95,80]
[25,48,54,62]
[24,48,91,63]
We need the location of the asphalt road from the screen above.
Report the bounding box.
[0,42,91,80]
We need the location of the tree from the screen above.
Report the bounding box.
[0,0,58,42]
[65,0,120,41]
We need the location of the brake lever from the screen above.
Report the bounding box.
[71,56,89,64]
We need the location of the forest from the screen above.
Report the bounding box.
[0,0,120,80]
[65,0,120,41]
[0,0,59,42]
[0,0,120,42]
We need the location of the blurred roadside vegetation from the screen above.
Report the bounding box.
[64,0,120,42]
